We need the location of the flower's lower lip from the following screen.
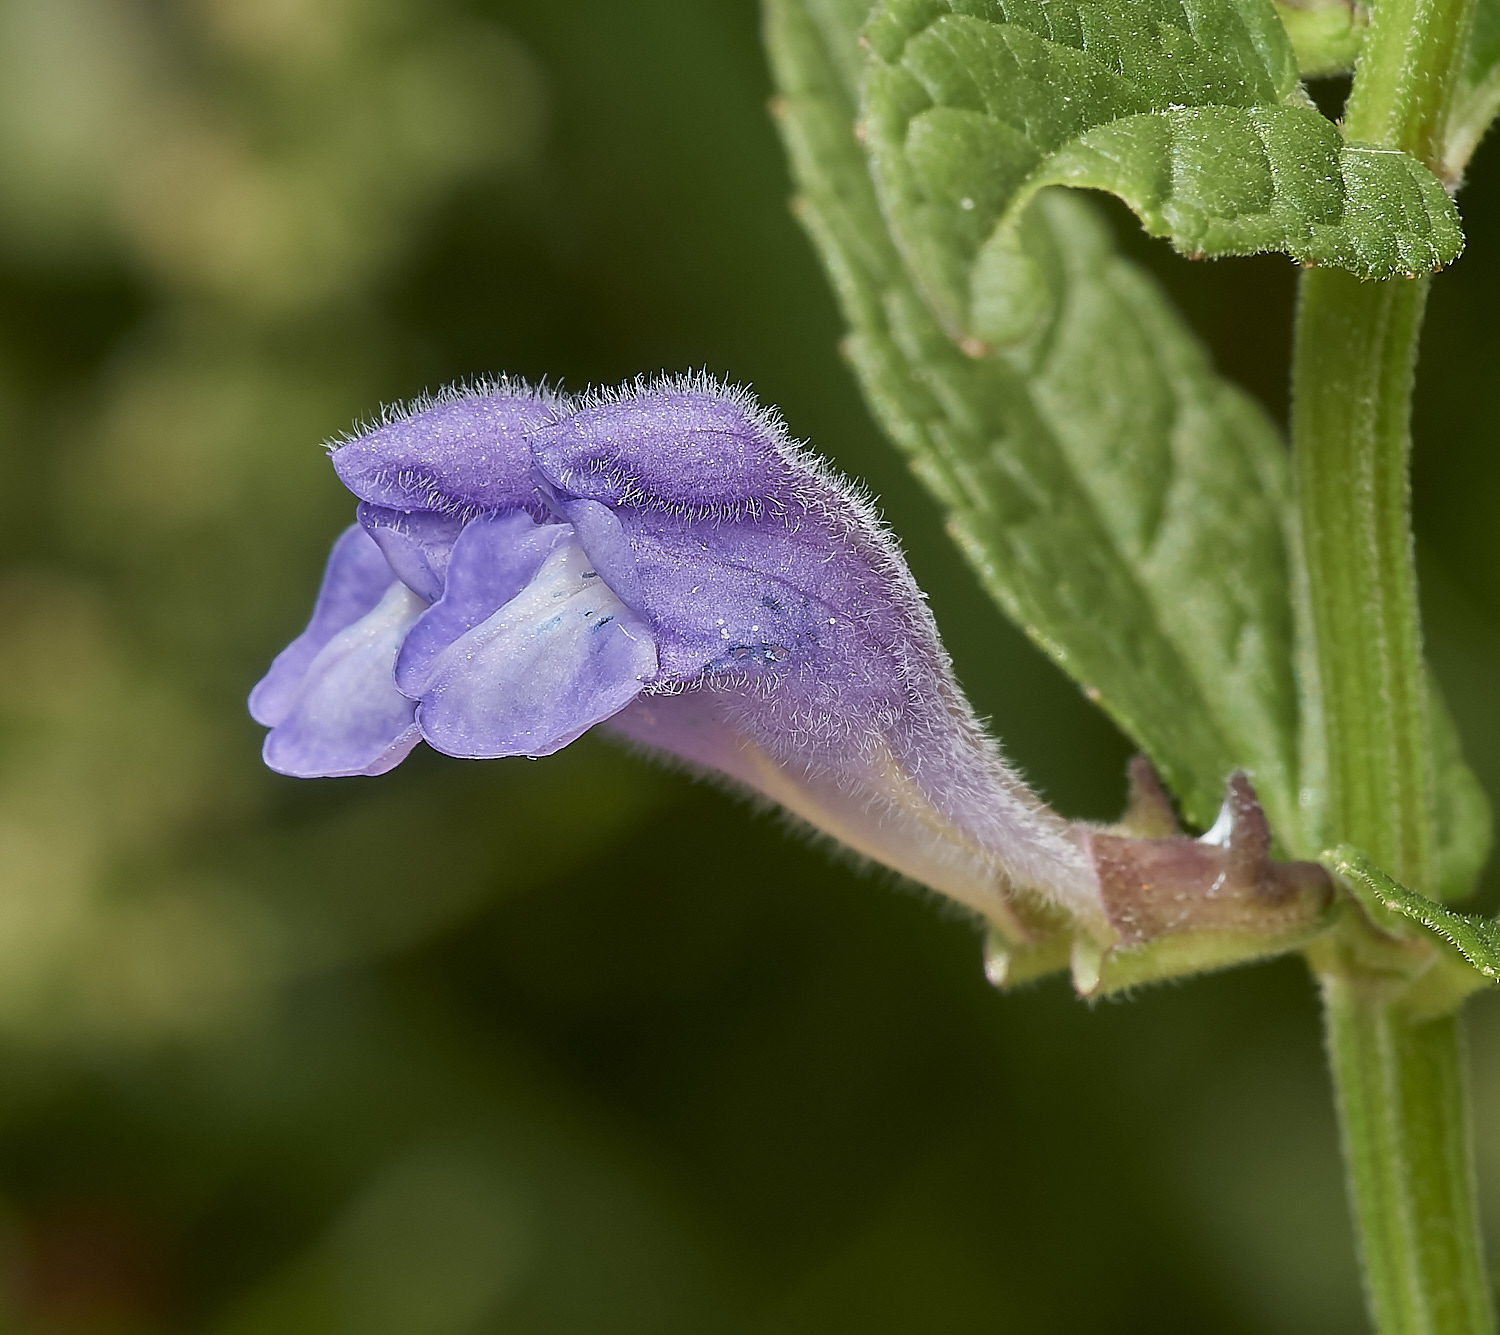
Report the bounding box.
[403,526,658,760]
[262,575,426,779]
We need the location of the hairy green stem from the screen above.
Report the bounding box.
[1342,0,1476,166]
[1295,0,1488,1323]
[1295,269,1435,891]
[1294,262,1494,1333]
[1324,982,1492,1334]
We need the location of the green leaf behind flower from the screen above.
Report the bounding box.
[767,0,1306,840]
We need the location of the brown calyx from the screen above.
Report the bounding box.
[1081,763,1333,947]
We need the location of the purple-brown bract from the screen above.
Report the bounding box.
[249,375,1100,930]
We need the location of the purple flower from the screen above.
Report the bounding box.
[250,376,1101,932]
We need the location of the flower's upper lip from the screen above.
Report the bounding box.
[332,386,811,526]
[526,390,801,519]
[331,390,560,517]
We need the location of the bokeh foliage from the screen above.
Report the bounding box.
[1,0,1500,1331]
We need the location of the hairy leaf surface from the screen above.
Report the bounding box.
[862,0,1461,349]
[767,0,1305,838]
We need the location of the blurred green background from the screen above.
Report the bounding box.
[2,1,1500,1330]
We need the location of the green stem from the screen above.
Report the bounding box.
[1295,269,1435,891]
[1324,981,1493,1334]
[1294,0,1487,1325]
[1342,0,1476,167]
[1295,261,1494,1335]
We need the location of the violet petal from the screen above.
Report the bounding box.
[394,511,573,698]
[249,524,397,728]
[530,382,797,515]
[597,508,862,685]
[332,386,558,516]
[262,580,428,778]
[415,534,658,759]
[611,686,999,901]
[357,503,466,603]
[558,498,646,611]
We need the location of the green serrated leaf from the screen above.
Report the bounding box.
[767,0,1305,838]
[1326,845,1500,981]
[1446,0,1500,178]
[861,0,1461,351]
[1271,0,1366,78]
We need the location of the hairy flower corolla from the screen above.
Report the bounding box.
[250,376,1103,935]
